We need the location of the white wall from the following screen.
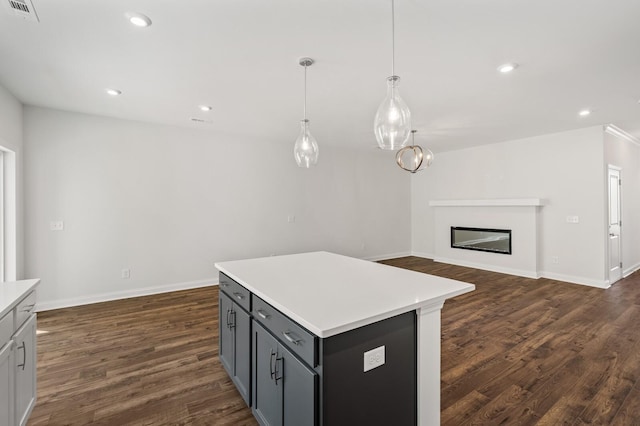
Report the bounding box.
[412,126,608,287]
[0,84,24,279]
[604,129,640,276]
[24,106,411,310]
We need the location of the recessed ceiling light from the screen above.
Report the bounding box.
[497,63,518,73]
[106,88,122,96]
[199,105,212,112]
[126,12,152,27]
[579,109,591,117]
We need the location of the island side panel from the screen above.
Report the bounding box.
[417,302,444,426]
[321,311,417,425]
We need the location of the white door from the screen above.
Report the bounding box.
[608,166,622,284]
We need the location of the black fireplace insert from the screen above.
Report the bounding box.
[451,227,512,255]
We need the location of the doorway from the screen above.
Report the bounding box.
[608,166,622,284]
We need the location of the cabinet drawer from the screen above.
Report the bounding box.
[15,291,36,331]
[219,273,251,312]
[0,311,12,344]
[252,295,316,367]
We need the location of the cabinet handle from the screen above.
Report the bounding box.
[274,356,283,385]
[226,309,236,329]
[228,310,235,329]
[233,292,245,300]
[269,349,276,379]
[17,342,26,370]
[220,282,229,287]
[22,304,35,312]
[282,331,302,346]
[256,310,270,320]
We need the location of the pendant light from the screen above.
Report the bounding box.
[294,57,319,168]
[396,130,434,173]
[374,0,412,150]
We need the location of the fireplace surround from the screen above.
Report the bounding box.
[429,198,543,279]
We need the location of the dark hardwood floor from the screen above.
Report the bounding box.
[29,257,640,425]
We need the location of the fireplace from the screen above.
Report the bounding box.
[451,227,512,255]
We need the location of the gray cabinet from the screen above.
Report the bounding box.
[0,339,14,426]
[218,272,416,425]
[219,289,251,405]
[14,314,36,426]
[252,321,316,426]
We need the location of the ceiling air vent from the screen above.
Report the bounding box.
[5,0,39,22]
[190,118,212,124]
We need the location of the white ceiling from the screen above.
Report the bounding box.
[1,0,639,152]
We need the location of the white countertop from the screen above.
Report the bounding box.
[215,252,474,338]
[0,279,40,319]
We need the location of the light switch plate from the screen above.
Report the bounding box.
[363,345,385,372]
[566,215,579,224]
[50,221,64,231]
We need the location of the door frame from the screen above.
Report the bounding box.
[607,164,622,285]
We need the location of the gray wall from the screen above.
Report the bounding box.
[24,106,412,309]
[411,126,609,286]
[0,84,24,279]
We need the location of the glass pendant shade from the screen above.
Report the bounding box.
[374,76,412,150]
[294,119,319,168]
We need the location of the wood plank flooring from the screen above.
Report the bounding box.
[29,257,640,425]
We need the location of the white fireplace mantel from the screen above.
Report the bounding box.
[429,198,544,207]
[430,198,543,279]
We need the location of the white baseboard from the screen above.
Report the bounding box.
[422,254,609,289]
[433,256,541,279]
[623,262,640,278]
[538,271,610,289]
[411,252,435,260]
[363,251,412,262]
[36,278,218,312]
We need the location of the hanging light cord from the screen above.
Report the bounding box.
[391,0,395,77]
[303,62,308,120]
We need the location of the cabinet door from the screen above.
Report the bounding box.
[281,345,317,426]
[219,291,234,375]
[234,306,251,405]
[253,321,282,426]
[14,314,36,426]
[0,341,14,426]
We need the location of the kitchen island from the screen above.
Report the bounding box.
[215,252,474,426]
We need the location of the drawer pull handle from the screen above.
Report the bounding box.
[233,292,245,300]
[256,310,270,320]
[220,282,229,287]
[22,304,35,312]
[283,331,302,346]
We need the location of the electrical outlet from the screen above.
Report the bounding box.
[287,215,296,223]
[552,256,559,264]
[121,269,130,279]
[363,345,385,372]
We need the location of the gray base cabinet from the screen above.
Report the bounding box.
[218,290,251,405]
[0,339,14,426]
[14,314,36,426]
[218,273,416,426]
[253,321,316,426]
[0,283,39,426]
